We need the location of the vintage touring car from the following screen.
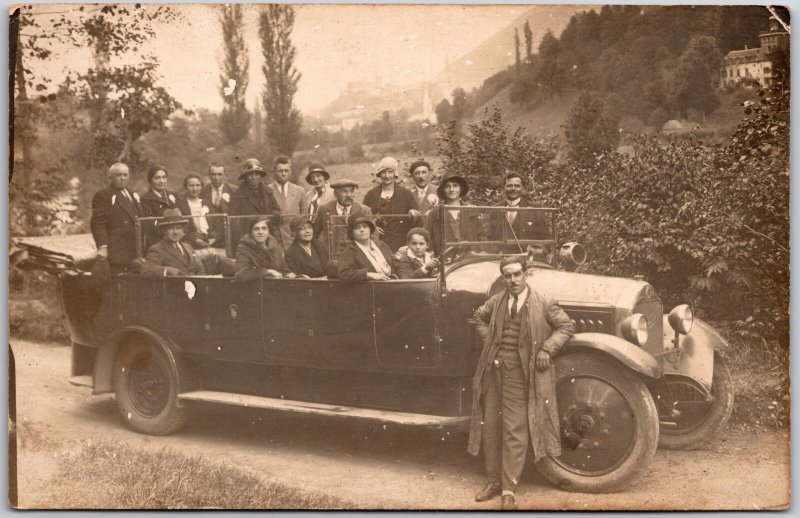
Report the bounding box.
[18,206,734,493]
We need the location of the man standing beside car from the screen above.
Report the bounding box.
[468,256,574,510]
[90,162,144,275]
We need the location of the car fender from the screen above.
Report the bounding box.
[92,326,183,395]
[563,332,662,379]
[662,316,728,390]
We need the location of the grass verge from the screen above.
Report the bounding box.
[57,439,353,509]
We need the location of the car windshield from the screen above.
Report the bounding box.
[436,206,557,262]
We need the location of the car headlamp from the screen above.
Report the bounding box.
[621,313,648,346]
[668,304,694,335]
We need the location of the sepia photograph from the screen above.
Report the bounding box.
[8,2,791,510]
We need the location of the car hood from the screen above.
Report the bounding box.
[446,260,656,311]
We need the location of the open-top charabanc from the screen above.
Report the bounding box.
[22,205,734,493]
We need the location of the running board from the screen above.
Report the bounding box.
[178,390,470,427]
[68,375,93,388]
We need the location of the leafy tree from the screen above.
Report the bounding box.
[436,108,557,204]
[218,4,251,145]
[435,98,452,124]
[450,88,471,121]
[523,20,533,62]
[667,36,722,119]
[564,92,620,163]
[514,28,521,73]
[259,5,302,156]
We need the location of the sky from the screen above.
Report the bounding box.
[26,4,534,115]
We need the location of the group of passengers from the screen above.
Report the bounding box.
[90,154,543,282]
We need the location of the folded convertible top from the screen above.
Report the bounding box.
[10,233,96,273]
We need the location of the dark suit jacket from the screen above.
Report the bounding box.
[90,186,144,267]
[488,198,550,253]
[201,182,237,246]
[142,239,206,276]
[410,183,438,216]
[200,182,237,214]
[336,240,395,282]
[284,239,329,278]
[313,200,372,244]
[140,188,179,248]
[393,252,437,279]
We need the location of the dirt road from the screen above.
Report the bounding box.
[11,339,790,510]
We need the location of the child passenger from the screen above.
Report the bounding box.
[394,227,440,279]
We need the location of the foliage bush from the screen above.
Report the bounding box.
[438,85,789,347]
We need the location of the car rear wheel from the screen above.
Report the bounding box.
[113,341,187,435]
[536,352,659,493]
[658,352,734,450]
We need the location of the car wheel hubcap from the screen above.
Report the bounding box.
[127,356,169,417]
[554,375,637,476]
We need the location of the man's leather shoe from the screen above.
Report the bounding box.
[501,494,517,510]
[475,482,501,502]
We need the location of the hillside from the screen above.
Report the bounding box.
[463,5,781,144]
[430,5,592,96]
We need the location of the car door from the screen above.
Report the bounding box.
[373,278,440,371]
[261,278,376,370]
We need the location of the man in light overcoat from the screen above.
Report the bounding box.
[468,256,574,509]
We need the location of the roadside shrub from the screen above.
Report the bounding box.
[438,85,789,348]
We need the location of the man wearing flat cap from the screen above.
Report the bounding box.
[141,208,206,277]
[408,159,439,216]
[313,178,372,254]
[300,162,335,216]
[229,158,281,244]
[362,156,421,252]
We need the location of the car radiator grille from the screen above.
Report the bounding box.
[562,306,615,335]
[633,298,664,357]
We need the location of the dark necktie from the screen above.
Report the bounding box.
[175,243,184,258]
[510,294,519,318]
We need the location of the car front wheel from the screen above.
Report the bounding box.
[657,352,734,450]
[113,341,187,436]
[536,352,659,493]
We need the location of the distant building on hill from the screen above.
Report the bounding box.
[720,16,789,88]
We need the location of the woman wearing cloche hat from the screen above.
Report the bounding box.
[336,215,396,282]
[362,156,421,253]
[424,172,481,257]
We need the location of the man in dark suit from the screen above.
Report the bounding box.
[200,163,237,248]
[468,257,574,509]
[313,178,372,255]
[490,172,551,254]
[90,162,144,275]
[141,209,206,277]
[407,159,439,216]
